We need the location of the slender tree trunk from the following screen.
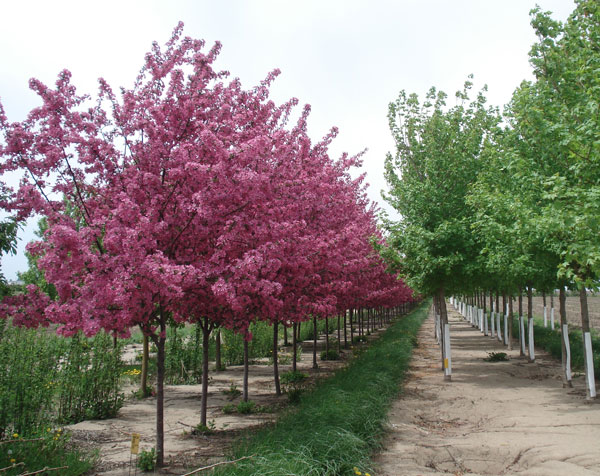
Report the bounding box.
[559,286,572,387]
[337,313,341,353]
[551,292,556,329]
[325,315,330,356]
[292,322,298,373]
[579,287,597,399]
[201,317,211,426]
[243,339,249,402]
[508,295,514,351]
[343,312,348,349]
[498,294,510,345]
[518,289,525,356]
[312,315,318,369]
[273,321,281,396]
[350,308,354,346]
[283,324,288,346]
[154,318,167,467]
[543,291,548,328]
[215,329,222,371]
[140,332,149,397]
[527,285,535,362]
[437,288,451,381]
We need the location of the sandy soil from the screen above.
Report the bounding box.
[375,304,600,476]
[529,295,600,330]
[68,328,371,475]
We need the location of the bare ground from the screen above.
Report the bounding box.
[374,304,600,476]
[68,327,378,475]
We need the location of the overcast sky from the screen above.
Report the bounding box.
[0,0,575,280]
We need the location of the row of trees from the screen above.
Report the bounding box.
[383,0,598,398]
[0,24,414,465]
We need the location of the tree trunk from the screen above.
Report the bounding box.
[292,322,298,373]
[283,324,288,347]
[273,322,281,396]
[542,291,548,328]
[527,285,535,362]
[312,315,318,369]
[337,313,341,354]
[551,292,555,329]
[215,329,222,371]
[154,319,166,467]
[559,286,572,387]
[243,339,249,402]
[140,332,149,397]
[201,316,211,426]
[344,312,348,349]
[508,295,514,351]
[437,288,451,381]
[325,315,330,356]
[350,308,354,346]
[579,287,596,399]
[518,289,525,356]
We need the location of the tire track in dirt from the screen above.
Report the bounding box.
[374,304,600,475]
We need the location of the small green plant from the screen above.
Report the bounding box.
[280,370,309,404]
[237,400,256,414]
[193,419,216,435]
[222,403,237,414]
[352,335,368,343]
[137,447,156,472]
[320,349,340,361]
[222,383,242,400]
[485,351,509,362]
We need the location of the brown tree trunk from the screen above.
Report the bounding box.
[437,288,451,381]
[273,321,281,396]
[140,332,149,397]
[312,315,318,369]
[325,315,330,356]
[201,316,212,426]
[215,329,222,371]
[243,338,249,402]
[344,311,348,349]
[337,313,341,353]
[153,318,167,467]
[283,324,288,346]
[350,308,354,346]
[292,322,298,373]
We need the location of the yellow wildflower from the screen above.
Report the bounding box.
[12,433,18,438]
[10,458,16,464]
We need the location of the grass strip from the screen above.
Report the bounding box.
[213,300,430,476]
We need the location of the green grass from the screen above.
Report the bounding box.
[213,301,429,476]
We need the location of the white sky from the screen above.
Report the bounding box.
[0,0,575,280]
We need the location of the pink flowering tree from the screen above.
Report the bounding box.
[0,24,309,466]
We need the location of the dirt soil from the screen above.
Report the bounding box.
[69,328,370,476]
[374,304,600,476]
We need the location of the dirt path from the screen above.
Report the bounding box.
[375,304,600,476]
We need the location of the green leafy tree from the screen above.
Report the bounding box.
[383,78,499,379]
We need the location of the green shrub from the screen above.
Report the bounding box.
[222,383,242,400]
[137,447,156,472]
[236,400,256,414]
[0,428,96,476]
[484,351,509,362]
[352,335,368,343]
[222,403,237,414]
[164,325,203,384]
[57,331,124,424]
[320,349,340,361]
